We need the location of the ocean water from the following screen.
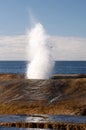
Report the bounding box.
[0,61,86,74]
[0,114,86,123]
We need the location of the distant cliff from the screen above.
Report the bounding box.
[0,74,86,115]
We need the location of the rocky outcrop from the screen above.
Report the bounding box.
[0,74,86,115]
[0,122,86,130]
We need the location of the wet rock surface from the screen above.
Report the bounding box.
[0,74,86,115]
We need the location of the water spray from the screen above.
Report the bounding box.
[26,23,54,79]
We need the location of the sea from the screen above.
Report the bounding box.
[0,61,86,74]
[0,61,86,130]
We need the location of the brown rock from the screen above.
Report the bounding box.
[0,74,86,115]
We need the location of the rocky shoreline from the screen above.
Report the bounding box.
[0,74,86,116]
[0,121,86,129]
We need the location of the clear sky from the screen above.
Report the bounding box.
[0,0,86,37]
[0,0,86,60]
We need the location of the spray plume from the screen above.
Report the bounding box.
[26,23,54,79]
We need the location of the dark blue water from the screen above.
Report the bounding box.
[0,61,86,74]
[0,61,27,74]
[54,61,86,74]
[0,114,86,123]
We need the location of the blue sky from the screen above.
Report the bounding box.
[0,0,86,37]
[0,0,86,60]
